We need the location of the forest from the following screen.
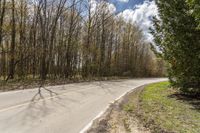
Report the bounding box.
[0,0,164,82]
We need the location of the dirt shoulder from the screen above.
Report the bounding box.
[87,86,150,133]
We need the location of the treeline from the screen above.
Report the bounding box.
[0,0,164,81]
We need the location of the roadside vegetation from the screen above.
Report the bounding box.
[151,0,200,95]
[138,0,200,131]
[123,82,200,133]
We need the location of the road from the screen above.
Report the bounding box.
[0,78,166,133]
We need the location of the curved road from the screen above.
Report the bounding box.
[0,78,166,133]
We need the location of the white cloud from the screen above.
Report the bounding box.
[117,0,158,42]
[118,0,129,3]
[89,0,116,14]
[107,2,116,13]
[89,0,97,14]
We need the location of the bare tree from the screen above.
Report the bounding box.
[0,0,165,83]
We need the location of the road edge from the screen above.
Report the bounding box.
[79,83,150,133]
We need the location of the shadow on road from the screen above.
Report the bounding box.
[0,84,81,132]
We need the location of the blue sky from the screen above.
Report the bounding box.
[106,0,158,41]
[109,0,145,12]
[88,0,158,41]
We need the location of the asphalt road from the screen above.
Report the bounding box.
[0,78,166,133]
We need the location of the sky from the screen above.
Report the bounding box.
[109,0,145,12]
[107,0,158,42]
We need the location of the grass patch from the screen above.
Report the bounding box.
[123,87,144,113]
[123,103,135,112]
[140,81,200,133]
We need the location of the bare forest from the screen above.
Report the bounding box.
[0,0,164,82]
